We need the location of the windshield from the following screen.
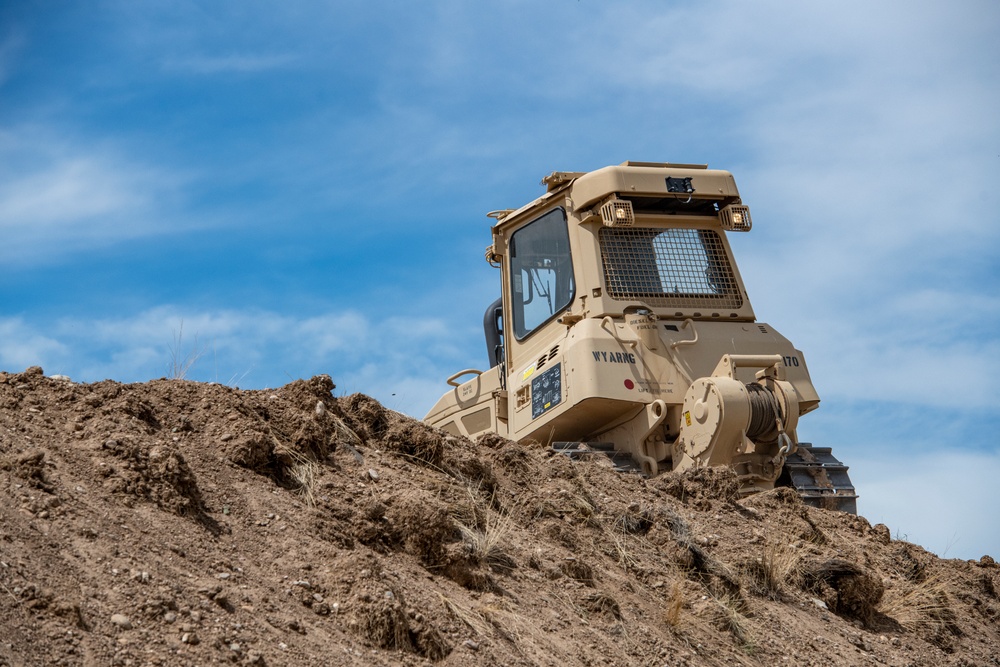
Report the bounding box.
[509,208,575,339]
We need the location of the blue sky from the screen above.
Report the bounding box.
[2,1,998,560]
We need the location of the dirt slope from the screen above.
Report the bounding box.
[0,367,997,667]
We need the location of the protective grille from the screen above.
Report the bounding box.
[719,204,752,231]
[599,227,743,309]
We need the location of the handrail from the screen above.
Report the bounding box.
[600,316,638,349]
[669,318,698,348]
[446,369,483,387]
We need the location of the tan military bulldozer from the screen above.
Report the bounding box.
[425,161,857,512]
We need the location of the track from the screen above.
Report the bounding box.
[777,442,858,514]
[553,441,858,513]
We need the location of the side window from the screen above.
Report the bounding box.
[509,208,575,340]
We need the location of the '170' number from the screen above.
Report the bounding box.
[783,355,800,367]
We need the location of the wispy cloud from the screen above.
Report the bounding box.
[0,306,471,417]
[0,318,69,368]
[0,129,190,265]
[0,156,145,226]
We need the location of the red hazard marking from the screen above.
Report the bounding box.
[624,379,635,390]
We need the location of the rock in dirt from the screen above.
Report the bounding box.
[110,614,131,629]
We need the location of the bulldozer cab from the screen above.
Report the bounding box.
[488,163,756,382]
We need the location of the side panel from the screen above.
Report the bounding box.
[505,318,819,446]
[423,367,507,439]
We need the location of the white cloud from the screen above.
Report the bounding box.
[0,157,145,227]
[0,129,190,265]
[0,318,69,370]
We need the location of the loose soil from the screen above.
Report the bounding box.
[1,367,997,666]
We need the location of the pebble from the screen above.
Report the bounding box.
[110,614,132,629]
[181,632,199,645]
[463,640,480,651]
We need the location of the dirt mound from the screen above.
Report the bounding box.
[0,368,997,666]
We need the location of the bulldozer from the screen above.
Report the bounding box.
[425,161,857,512]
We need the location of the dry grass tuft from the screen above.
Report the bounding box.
[330,414,364,449]
[439,594,522,644]
[285,448,320,506]
[878,575,956,636]
[712,592,754,648]
[582,592,622,620]
[439,594,491,636]
[479,598,523,644]
[662,582,685,629]
[572,491,597,520]
[607,523,643,571]
[168,323,204,380]
[453,483,518,572]
[744,542,802,600]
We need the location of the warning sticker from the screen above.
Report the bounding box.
[531,364,562,419]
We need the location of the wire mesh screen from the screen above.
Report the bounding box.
[599,227,743,309]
